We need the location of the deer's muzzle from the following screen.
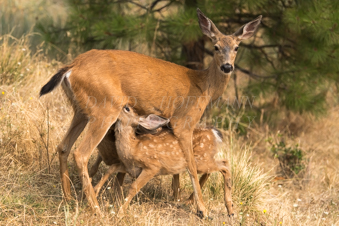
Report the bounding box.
[220,63,233,73]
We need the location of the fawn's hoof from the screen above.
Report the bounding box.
[228,213,234,217]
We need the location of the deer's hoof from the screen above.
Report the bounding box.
[196,210,204,219]
[228,213,234,217]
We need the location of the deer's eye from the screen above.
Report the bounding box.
[214,46,219,51]
[124,106,130,112]
[235,46,239,51]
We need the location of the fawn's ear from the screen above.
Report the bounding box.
[139,114,169,130]
[197,8,221,41]
[233,15,262,40]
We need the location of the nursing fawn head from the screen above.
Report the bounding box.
[118,105,169,131]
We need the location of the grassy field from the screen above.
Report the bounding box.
[1,2,339,225]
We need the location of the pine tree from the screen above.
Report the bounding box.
[37,0,339,119]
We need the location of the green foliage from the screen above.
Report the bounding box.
[37,0,339,118]
[268,136,306,178]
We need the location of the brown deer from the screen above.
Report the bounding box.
[93,105,233,217]
[39,8,261,217]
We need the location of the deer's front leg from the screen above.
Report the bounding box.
[187,173,210,203]
[176,130,207,218]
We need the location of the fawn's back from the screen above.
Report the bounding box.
[117,127,223,176]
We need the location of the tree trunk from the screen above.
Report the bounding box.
[182,0,204,70]
[182,38,205,70]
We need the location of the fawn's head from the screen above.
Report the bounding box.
[197,9,262,74]
[118,105,170,131]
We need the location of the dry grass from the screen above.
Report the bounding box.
[0,32,339,226]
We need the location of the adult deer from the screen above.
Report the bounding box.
[40,9,262,217]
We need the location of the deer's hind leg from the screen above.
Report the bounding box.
[218,160,233,216]
[57,110,88,200]
[73,110,120,210]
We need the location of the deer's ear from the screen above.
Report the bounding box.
[234,15,262,40]
[138,114,169,130]
[197,8,220,41]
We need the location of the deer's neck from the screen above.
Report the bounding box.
[203,59,232,100]
[114,121,137,160]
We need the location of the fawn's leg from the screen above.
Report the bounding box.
[57,111,88,200]
[187,173,210,203]
[93,164,126,196]
[118,169,157,216]
[112,173,126,204]
[172,174,180,201]
[219,160,233,216]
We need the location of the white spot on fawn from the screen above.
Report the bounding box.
[200,143,204,148]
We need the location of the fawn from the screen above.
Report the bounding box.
[94,105,233,216]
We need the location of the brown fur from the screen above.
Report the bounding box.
[93,107,233,216]
[40,9,261,216]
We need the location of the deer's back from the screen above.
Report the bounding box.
[67,50,207,118]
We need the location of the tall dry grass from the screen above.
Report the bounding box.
[0,3,339,223]
[0,32,273,225]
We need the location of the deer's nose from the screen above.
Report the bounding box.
[220,64,233,73]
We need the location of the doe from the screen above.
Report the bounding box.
[39,8,261,217]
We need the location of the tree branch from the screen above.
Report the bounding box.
[152,1,174,12]
[235,64,277,80]
[240,43,293,49]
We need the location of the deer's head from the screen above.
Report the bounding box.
[197,9,262,74]
[119,105,169,131]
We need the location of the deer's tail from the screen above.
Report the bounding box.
[212,128,223,143]
[39,65,73,97]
